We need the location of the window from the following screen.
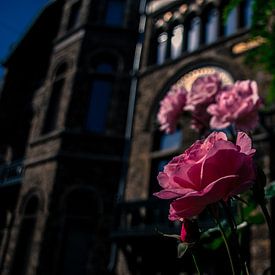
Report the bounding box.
[42,63,67,134]
[205,8,219,44]
[171,25,184,59]
[224,7,238,36]
[67,1,82,30]
[243,0,253,28]
[58,189,99,275]
[10,196,39,275]
[86,62,114,133]
[187,17,201,52]
[157,32,168,65]
[158,130,182,151]
[105,0,125,26]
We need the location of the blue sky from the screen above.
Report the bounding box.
[0,0,49,79]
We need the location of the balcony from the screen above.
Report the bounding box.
[111,198,180,241]
[0,160,23,187]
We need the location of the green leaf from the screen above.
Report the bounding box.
[242,200,265,225]
[203,236,224,250]
[177,242,188,258]
[265,181,275,199]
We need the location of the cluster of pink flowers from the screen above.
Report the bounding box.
[157,73,261,133]
[155,73,263,244]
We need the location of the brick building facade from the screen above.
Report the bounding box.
[0,0,140,274]
[0,0,274,274]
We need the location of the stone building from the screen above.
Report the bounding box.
[0,0,140,274]
[112,0,274,274]
[0,0,274,275]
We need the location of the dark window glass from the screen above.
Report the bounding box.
[187,17,201,52]
[159,129,182,151]
[96,63,113,74]
[243,0,253,27]
[224,8,238,36]
[60,222,94,275]
[105,0,125,26]
[42,79,65,134]
[171,25,184,59]
[205,9,218,44]
[86,80,112,133]
[58,190,98,275]
[67,1,82,30]
[157,32,168,65]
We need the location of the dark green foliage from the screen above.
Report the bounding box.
[226,0,275,102]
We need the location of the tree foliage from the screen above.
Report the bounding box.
[225,0,275,102]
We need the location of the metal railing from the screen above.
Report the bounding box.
[112,198,180,240]
[0,160,23,187]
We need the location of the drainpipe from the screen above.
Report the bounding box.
[108,0,148,272]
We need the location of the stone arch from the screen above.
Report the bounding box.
[10,191,43,275]
[51,58,73,80]
[18,188,46,216]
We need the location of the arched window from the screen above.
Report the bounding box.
[57,189,100,275]
[224,7,238,36]
[86,61,115,133]
[205,8,219,44]
[171,25,184,59]
[187,17,201,52]
[67,0,82,30]
[105,0,125,26]
[10,196,39,275]
[42,62,68,134]
[157,32,168,65]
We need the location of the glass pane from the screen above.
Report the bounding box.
[157,32,168,65]
[86,80,112,133]
[187,17,201,52]
[171,25,184,59]
[105,0,125,26]
[67,1,81,30]
[205,9,218,44]
[224,8,238,36]
[60,222,94,275]
[42,79,64,134]
[96,63,113,74]
[243,0,253,27]
[159,129,182,150]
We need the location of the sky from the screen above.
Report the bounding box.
[0,0,49,79]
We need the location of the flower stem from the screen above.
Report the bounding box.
[210,211,236,275]
[191,252,201,275]
[221,200,250,275]
[259,202,272,235]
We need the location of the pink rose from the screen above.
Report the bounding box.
[207,80,261,131]
[184,73,222,131]
[157,85,187,134]
[154,132,256,220]
[185,73,222,110]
